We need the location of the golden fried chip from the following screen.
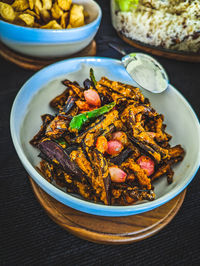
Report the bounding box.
[60,11,69,28]
[69,4,84,28]
[12,0,29,11]
[67,23,72,29]
[0,2,16,22]
[25,9,40,20]
[57,0,71,11]
[28,0,35,10]
[42,0,52,10]
[18,13,35,26]
[51,2,63,19]
[34,0,42,15]
[40,8,51,22]
[41,20,62,29]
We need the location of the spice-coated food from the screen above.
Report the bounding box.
[30,69,185,205]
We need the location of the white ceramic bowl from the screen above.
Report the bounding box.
[0,0,101,58]
[10,57,200,216]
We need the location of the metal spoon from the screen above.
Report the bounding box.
[109,43,169,93]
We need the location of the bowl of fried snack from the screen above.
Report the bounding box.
[0,0,101,57]
[10,57,200,216]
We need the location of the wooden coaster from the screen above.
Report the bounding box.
[29,177,186,244]
[0,40,96,71]
[117,32,200,63]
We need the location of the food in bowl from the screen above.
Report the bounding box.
[0,0,101,57]
[111,0,200,53]
[0,0,89,29]
[30,68,185,206]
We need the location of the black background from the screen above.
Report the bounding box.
[0,0,200,265]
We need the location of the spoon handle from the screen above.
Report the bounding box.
[108,42,127,56]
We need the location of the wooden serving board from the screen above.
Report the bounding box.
[117,32,200,63]
[0,40,96,71]
[29,177,186,244]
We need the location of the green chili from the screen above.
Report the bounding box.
[90,68,97,86]
[69,102,116,131]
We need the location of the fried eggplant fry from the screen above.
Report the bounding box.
[30,69,185,205]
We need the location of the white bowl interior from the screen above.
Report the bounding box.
[11,58,200,215]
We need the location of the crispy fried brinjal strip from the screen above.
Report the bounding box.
[151,144,185,184]
[45,114,70,139]
[144,117,171,147]
[93,149,111,205]
[39,160,54,183]
[50,89,69,110]
[128,135,161,163]
[96,83,129,103]
[85,148,111,205]
[128,188,155,202]
[121,103,157,124]
[73,181,98,202]
[73,115,106,143]
[73,110,120,144]
[154,115,172,143]
[83,120,123,149]
[111,186,155,205]
[61,169,98,201]
[126,111,169,161]
[70,148,106,201]
[122,158,152,189]
[97,77,145,102]
[30,114,54,147]
[62,96,76,114]
[151,164,172,183]
[168,145,185,159]
[62,79,84,99]
[70,148,95,184]
[143,138,168,159]
[109,148,134,165]
[39,143,96,201]
[99,93,113,105]
[38,140,86,182]
[39,160,71,189]
[115,97,130,113]
[166,167,174,184]
[55,165,97,201]
[132,125,169,159]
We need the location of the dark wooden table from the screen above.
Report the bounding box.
[0,1,200,264]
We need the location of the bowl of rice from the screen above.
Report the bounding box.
[111,0,200,53]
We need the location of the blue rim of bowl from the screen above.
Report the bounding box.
[0,0,102,44]
[10,57,200,217]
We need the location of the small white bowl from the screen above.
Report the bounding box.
[10,57,200,216]
[0,0,101,58]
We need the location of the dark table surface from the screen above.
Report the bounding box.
[1,1,200,265]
